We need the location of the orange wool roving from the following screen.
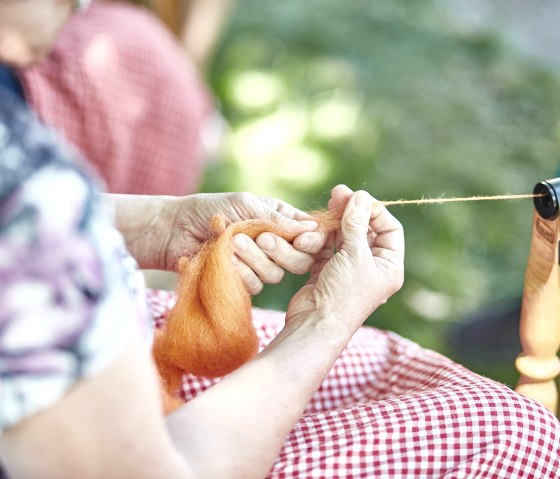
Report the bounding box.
[153,209,342,409]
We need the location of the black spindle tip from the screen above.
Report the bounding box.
[533,178,560,220]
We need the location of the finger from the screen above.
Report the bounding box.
[233,234,285,285]
[232,255,264,295]
[255,233,314,275]
[275,199,315,222]
[261,198,318,232]
[307,232,335,284]
[340,191,373,254]
[329,184,353,210]
[328,185,354,251]
[368,201,405,260]
[292,230,328,254]
[270,210,317,233]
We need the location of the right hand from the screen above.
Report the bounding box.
[286,185,405,334]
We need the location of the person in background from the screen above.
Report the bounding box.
[131,0,235,72]
[179,0,235,72]
[3,0,214,196]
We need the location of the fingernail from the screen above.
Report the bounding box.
[355,192,370,207]
[297,237,309,250]
[257,233,275,251]
[234,234,247,250]
[299,220,318,229]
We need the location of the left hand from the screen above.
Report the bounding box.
[129,192,327,294]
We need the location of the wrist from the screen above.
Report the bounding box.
[106,194,180,270]
[282,310,355,351]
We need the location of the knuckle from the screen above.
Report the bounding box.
[252,282,264,295]
[246,276,263,295]
[288,265,303,275]
[264,266,284,284]
[388,265,405,295]
[343,214,363,230]
[233,191,255,205]
[290,258,312,275]
[396,266,405,289]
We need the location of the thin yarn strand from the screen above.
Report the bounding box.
[380,193,541,206]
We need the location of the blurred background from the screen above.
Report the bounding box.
[197,0,560,387]
[145,0,560,387]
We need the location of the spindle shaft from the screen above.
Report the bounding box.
[515,179,560,416]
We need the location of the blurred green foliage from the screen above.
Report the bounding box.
[202,0,560,385]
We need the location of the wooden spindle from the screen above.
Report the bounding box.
[515,180,560,416]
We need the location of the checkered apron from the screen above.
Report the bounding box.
[19,0,212,196]
[148,289,560,478]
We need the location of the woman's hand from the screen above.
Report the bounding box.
[169,193,327,294]
[286,185,405,334]
[108,193,326,294]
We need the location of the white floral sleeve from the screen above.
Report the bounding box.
[0,89,152,435]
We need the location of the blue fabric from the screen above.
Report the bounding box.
[0,64,25,101]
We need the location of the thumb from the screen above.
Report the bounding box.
[341,191,372,252]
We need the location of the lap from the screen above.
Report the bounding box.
[147,289,560,478]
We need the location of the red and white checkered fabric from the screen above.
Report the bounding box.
[19,0,213,195]
[148,289,560,478]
